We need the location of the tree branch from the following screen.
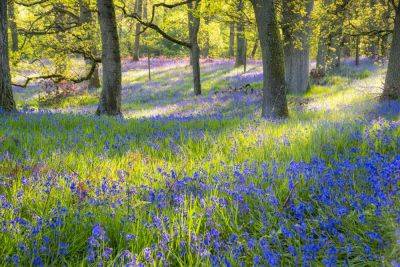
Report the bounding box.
[117,0,197,48]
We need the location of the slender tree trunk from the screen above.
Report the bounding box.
[380,0,391,59]
[79,1,100,90]
[188,1,201,95]
[380,35,388,58]
[229,22,235,58]
[355,36,360,66]
[316,35,327,73]
[251,39,258,58]
[282,0,313,94]
[132,0,143,61]
[147,48,151,82]
[243,38,247,72]
[143,0,147,19]
[235,0,246,67]
[88,64,101,89]
[8,0,18,52]
[96,0,122,115]
[0,0,16,112]
[336,38,343,68]
[251,0,288,118]
[382,4,400,100]
[202,17,210,58]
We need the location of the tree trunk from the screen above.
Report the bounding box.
[0,0,16,112]
[132,0,143,61]
[88,63,101,89]
[8,0,18,52]
[251,0,288,118]
[188,1,201,95]
[251,39,258,58]
[147,48,151,82]
[316,36,327,73]
[96,0,122,116]
[235,0,246,67]
[355,36,360,66]
[229,22,235,58]
[79,0,100,91]
[380,35,388,59]
[382,4,400,100]
[202,17,210,58]
[143,0,147,20]
[335,38,343,68]
[282,0,313,94]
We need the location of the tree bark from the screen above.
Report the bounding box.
[96,0,122,115]
[88,63,101,89]
[251,39,258,58]
[251,0,288,118]
[355,36,360,66]
[235,0,246,67]
[382,3,400,100]
[202,17,210,58]
[79,0,100,91]
[229,22,235,58]
[188,1,201,95]
[8,0,18,52]
[132,0,143,61]
[316,35,327,73]
[0,0,16,112]
[380,35,388,59]
[282,0,314,94]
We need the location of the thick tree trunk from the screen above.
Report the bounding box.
[235,0,246,67]
[282,0,313,94]
[0,0,16,112]
[188,1,201,95]
[229,22,235,58]
[8,0,18,52]
[382,4,400,100]
[96,0,122,115]
[251,0,288,118]
[132,0,143,61]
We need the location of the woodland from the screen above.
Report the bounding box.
[0,0,399,266]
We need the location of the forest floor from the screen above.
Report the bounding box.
[1,58,399,266]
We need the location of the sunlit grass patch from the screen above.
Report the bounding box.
[1,60,399,266]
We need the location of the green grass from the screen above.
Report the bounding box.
[1,62,399,266]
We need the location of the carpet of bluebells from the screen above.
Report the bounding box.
[1,58,400,266]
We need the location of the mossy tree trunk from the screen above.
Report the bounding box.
[79,0,101,90]
[282,0,314,94]
[0,0,16,112]
[251,0,288,118]
[382,2,400,100]
[8,0,18,52]
[96,0,122,116]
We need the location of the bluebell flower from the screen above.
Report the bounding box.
[33,256,44,267]
[103,247,113,260]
